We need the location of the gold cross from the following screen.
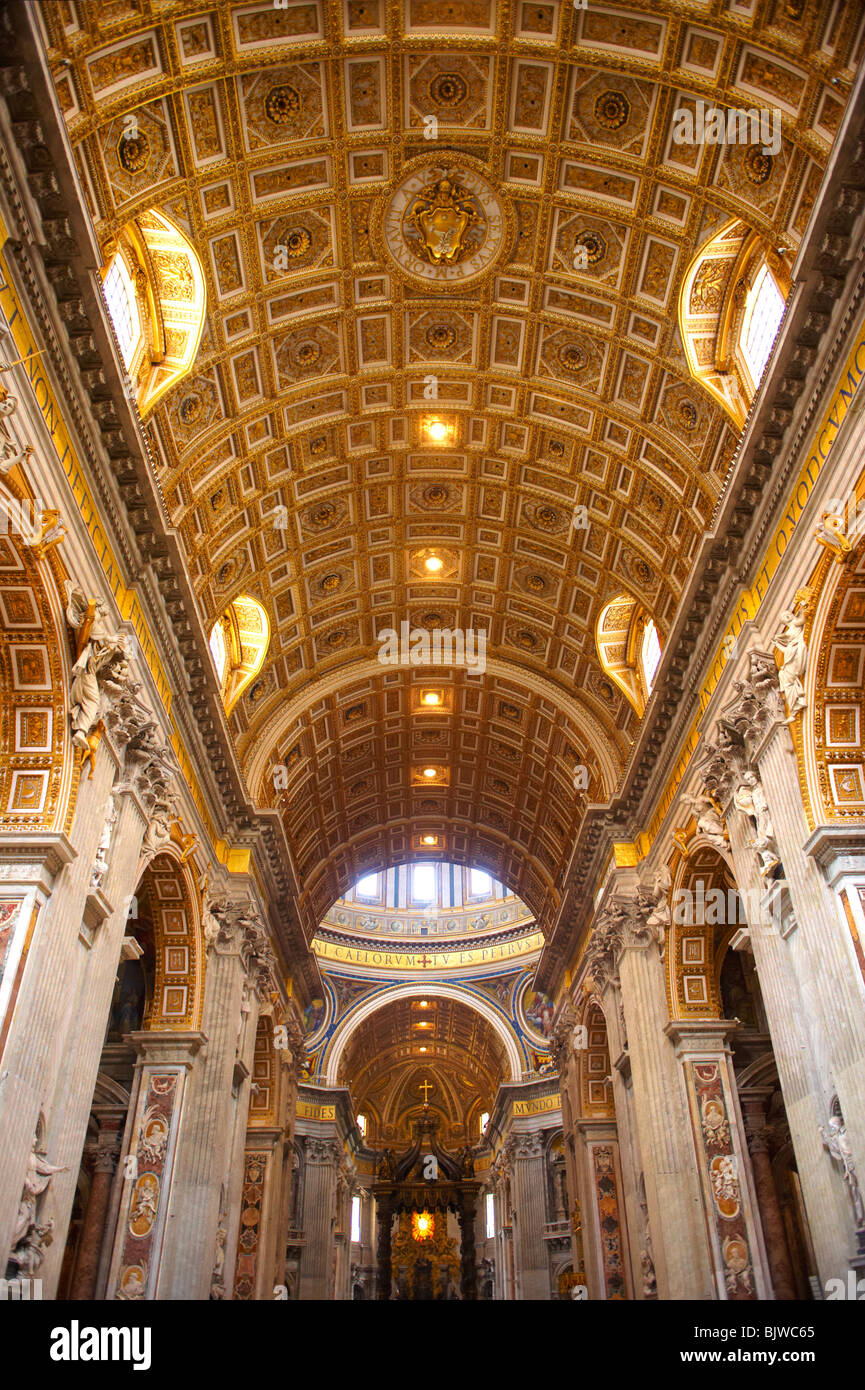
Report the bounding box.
[419,1079,433,1105]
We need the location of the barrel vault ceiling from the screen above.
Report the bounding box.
[337,994,506,1142]
[39,0,860,936]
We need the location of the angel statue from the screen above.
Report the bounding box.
[773,597,808,722]
[733,772,781,878]
[65,583,130,748]
[681,789,729,851]
[820,1114,865,1228]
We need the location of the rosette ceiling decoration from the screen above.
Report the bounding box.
[43,0,859,935]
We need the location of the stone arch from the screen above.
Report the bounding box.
[248,1013,277,1128]
[0,501,73,836]
[576,995,614,1120]
[131,850,205,1032]
[321,981,525,1085]
[667,843,741,1021]
[803,533,865,828]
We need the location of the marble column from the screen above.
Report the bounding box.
[755,718,865,1206]
[577,1121,631,1299]
[333,1163,355,1300]
[724,795,853,1281]
[596,980,647,1299]
[145,922,252,1300]
[740,1088,798,1300]
[375,1191,393,1300]
[221,979,263,1299]
[616,930,715,1299]
[270,1044,302,1296]
[104,1029,204,1299]
[0,741,112,1272]
[231,1132,281,1300]
[40,762,151,1294]
[299,1138,339,1299]
[68,1130,122,1299]
[459,1188,478,1299]
[509,1130,548,1299]
[666,1020,772,1300]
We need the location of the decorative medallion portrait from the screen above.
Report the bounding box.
[375,154,511,291]
[517,978,555,1043]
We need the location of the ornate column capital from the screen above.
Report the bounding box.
[85,1136,121,1175]
[550,1001,578,1069]
[587,888,668,980]
[306,1138,341,1166]
[508,1129,544,1160]
[202,894,278,987]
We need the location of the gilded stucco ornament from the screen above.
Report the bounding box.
[374,153,512,292]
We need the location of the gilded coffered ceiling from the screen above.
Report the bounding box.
[38,0,860,935]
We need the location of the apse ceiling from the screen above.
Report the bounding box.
[337,994,506,1143]
[40,0,860,937]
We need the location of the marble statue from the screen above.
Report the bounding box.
[210,1224,227,1300]
[9,1137,67,1273]
[681,789,729,850]
[65,583,130,748]
[90,793,117,892]
[820,1115,865,1227]
[733,771,781,878]
[642,864,672,955]
[773,599,808,722]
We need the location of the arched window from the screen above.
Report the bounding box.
[469,868,492,898]
[485,1192,496,1238]
[103,254,141,369]
[355,872,381,900]
[100,210,206,416]
[680,221,790,427]
[350,1194,361,1242]
[596,594,662,716]
[411,863,437,904]
[209,595,270,716]
[640,619,662,696]
[740,263,785,391]
[208,619,227,684]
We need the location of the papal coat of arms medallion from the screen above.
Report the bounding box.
[375,153,512,291]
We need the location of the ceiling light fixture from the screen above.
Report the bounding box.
[421,834,437,845]
[423,767,438,779]
[424,554,443,573]
[421,691,442,706]
[426,419,448,443]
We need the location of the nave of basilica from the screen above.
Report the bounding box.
[0,0,864,1308]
